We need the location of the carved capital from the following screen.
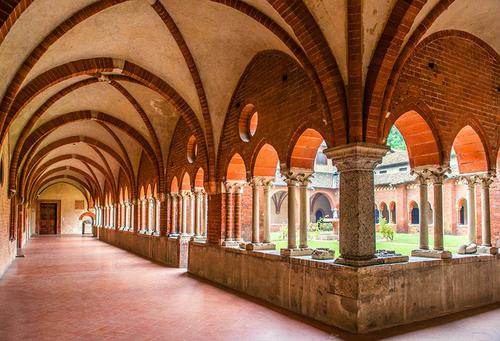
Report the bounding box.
[323,143,388,172]
[428,166,450,184]
[459,175,480,187]
[479,172,495,188]
[411,167,433,185]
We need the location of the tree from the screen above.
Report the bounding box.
[387,126,407,151]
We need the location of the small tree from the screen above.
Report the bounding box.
[379,217,394,241]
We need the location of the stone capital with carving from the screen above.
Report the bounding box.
[323,143,389,172]
[283,171,300,186]
[428,166,450,184]
[411,167,433,185]
[459,174,480,187]
[479,172,495,188]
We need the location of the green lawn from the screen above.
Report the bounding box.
[271,232,468,256]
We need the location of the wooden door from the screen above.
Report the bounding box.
[39,203,57,234]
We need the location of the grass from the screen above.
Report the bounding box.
[271,232,468,256]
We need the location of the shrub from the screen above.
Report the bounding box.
[379,217,394,241]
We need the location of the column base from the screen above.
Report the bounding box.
[334,257,383,267]
[477,246,498,255]
[16,248,25,258]
[411,249,452,259]
[311,248,335,260]
[222,240,240,247]
[457,243,477,255]
[190,235,207,242]
[245,242,276,251]
[280,247,314,257]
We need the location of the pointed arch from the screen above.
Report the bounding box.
[194,168,204,189]
[181,172,191,191]
[170,176,179,193]
[226,153,247,182]
[451,125,488,173]
[289,128,325,171]
[252,143,279,177]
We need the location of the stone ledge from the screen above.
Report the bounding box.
[411,249,452,259]
[477,246,498,255]
[280,248,314,257]
[245,242,276,251]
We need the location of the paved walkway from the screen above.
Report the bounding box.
[0,236,498,341]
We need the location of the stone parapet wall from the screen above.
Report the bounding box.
[97,228,188,268]
[188,242,500,333]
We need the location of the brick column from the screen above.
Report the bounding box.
[325,143,388,266]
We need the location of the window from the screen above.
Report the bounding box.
[379,170,387,174]
[238,104,258,142]
[186,135,198,163]
[399,167,407,172]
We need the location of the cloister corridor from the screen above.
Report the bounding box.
[0,235,497,341]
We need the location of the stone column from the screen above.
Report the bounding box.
[187,192,196,235]
[463,176,478,244]
[324,143,389,266]
[194,190,202,237]
[298,173,313,249]
[203,191,208,236]
[124,202,130,230]
[142,199,148,232]
[156,195,162,235]
[131,200,137,232]
[233,184,243,241]
[169,193,177,234]
[181,192,188,235]
[413,169,431,250]
[112,204,117,229]
[149,198,157,234]
[283,173,298,251]
[177,193,182,234]
[477,174,497,255]
[250,177,261,243]
[429,167,449,254]
[224,183,234,242]
[263,179,273,243]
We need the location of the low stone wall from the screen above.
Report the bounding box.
[188,242,500,333]
[97,228,189,268]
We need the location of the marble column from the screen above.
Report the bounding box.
[170,193,178,234]
[149,198,157,234]
[430,167,449,251]
[194,190,202,236]
[298,173,313,249]
[284,173,298,250]
[480,175,494,247]
[181,192,188,235]
[262,179,273,243]
[463,176,478,244]
[413,169,431,250]
[324,143,388,266]
[130,200,137,232]
[233,184,243,241]
[187,192,195,235]
[250,178,261,243]
[224,183,234,241]
[203,191,208,236]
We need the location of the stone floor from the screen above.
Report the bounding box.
[0,236,498,341]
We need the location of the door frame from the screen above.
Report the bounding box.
[36,200,62,235]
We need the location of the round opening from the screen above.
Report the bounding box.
[186,135,198,163]
[239,104,258,142]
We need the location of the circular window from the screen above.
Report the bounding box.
[186,135,198,163]
[239,104,258,142]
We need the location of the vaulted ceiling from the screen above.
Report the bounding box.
[0,0,498,204]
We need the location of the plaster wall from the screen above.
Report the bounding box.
[37,183,86,234]
[188,243,500,333]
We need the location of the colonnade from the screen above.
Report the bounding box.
[168,189,208,237]
[94,189,208,238]
[412,168,495,256]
